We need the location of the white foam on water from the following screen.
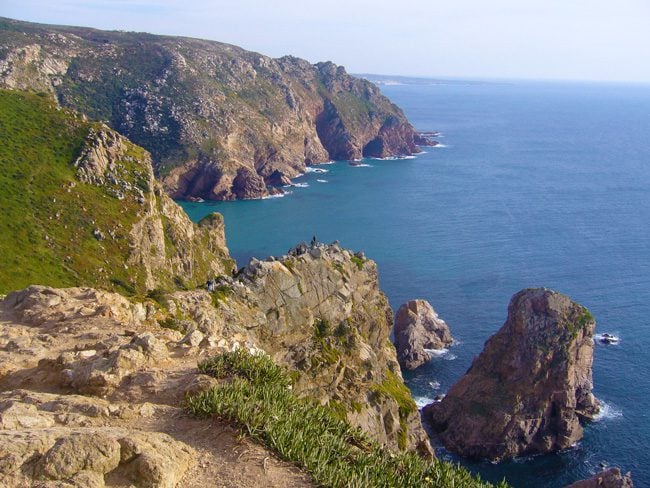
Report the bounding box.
[428,380,441,390]
[262,192,289,199]
[414,396,435,408]
[594,400,623,421]
[425,348,448,356]
[318,160,336,165]
[292,182,309,188]
[424,348,457,361]
[597,333,620,344]
[432,144,448,148]
[316,179,328,183]
[305,167,329,174]
[350,163,373,167]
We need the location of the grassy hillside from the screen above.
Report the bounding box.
[0,89,231,294]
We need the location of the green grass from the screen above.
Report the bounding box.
[0,89,157,294]
[187,349,507,488]
[351,255,365,271]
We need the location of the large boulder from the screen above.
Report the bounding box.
[394,299,453,370]
[566,468,634,488]
[427,288,599,461]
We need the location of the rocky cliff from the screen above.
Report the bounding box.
[0,246,434,485]
[158,242,432,455]
[426,288,599,461]
[0,17,424,200]
[0,89,233,295]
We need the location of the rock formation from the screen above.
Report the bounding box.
[0,17,425,200]
[394,299,453,370]
[233,243,433,455]
[566,468,634,488]
[427,288,599,461]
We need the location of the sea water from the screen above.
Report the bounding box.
[180,79,650,487]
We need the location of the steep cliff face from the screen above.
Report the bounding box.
[235,243,432,454]
[0,17,422,200]
[163,242,433,455]
[427,288,599,461]
[0,89,232,295]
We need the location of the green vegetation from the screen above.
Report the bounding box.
[351,255,365,270]
[187,349,506,488]
[567,307,595,339]
[210,284,232,307]
[0,89,148,294]
[371,371,418,450]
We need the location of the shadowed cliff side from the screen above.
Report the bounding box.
[0,17,426,200]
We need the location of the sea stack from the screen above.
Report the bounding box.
[394,300,453,370]
[426,288,599,461]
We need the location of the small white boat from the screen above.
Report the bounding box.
[599,333,620,345]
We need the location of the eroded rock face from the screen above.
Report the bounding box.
[427,288,599,461]
[566,468,634,488]
[223,242,433,455]
[394,300,453,370]
[0,18,423,200]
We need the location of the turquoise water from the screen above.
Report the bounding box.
[180,80,650,487]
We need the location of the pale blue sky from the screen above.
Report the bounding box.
[2,0,650,82]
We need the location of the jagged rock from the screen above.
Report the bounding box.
[394,300,453,370]
[427,288,599,461]
[179,329,204,348]
[0,18,423,201]
[235,243,433,455]
[566,468,634,488]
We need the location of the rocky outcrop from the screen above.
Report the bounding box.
[232,242,432,455]
[566,468,634,488]
[0,17,425,200]
[394,299,453,370]
[0,391,194,488]
[427,288,599,461]
[74,124,234,291]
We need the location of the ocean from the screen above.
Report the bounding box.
[179,79,650,487]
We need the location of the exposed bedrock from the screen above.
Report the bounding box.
[426,288,599,461]
[565,468,634,488]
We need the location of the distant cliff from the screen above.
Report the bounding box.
[0,17,426,200]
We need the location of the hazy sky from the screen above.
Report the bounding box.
[2,0,650,82]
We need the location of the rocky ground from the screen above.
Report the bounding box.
[0,285,312,487]
[0,241,434,486]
